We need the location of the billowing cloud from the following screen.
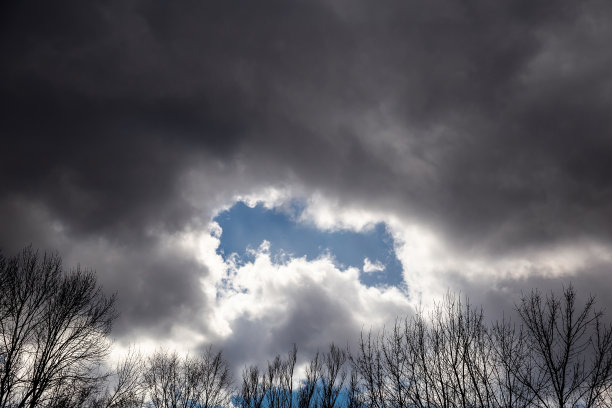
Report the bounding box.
[207,241,411,366]
[363,258,385,273]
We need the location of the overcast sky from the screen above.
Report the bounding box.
[2,0,612,370]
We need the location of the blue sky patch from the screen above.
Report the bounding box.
[214,202,405,288]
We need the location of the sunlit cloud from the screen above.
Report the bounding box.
[363,257,385,273]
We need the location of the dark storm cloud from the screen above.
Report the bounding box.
[3,0,610,241]
[97,247,211,338]
[2,0,612,344]
[0,196,210,339]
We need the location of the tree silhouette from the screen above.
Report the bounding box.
[98,346,146,408]
[351,288,612,408]
[238,346,297,408]
[0,246,116,408]
[4,246,612,408]
[515,285,612,408]
[142,347,232,408]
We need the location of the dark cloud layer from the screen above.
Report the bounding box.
[3,0,611,246]
[2,0,612,366]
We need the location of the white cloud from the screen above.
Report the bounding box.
[297,192,389,232]
[212,245,411,338]
[95,191,612,369]
[363,257,385,273]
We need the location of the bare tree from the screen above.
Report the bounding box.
[237,346,297,408]
[352,291,587,408]
[142,349,181,408]
[490,317,535,408]
[196,346,233,408]
[345,370,364,408]
[434,293,495,408]
[267,345,298,408]
[319,344,347,408]
[99,347,145,408]
[44,374,104,408]
[352,332,384,408]
[380,324,402,407]
[0,247,117,408]
[297,351,321,408]
[515,284,612,408]
[239,365,267,408]
[142,347,232,408]
[281,345,298,408]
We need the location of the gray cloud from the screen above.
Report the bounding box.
[4,0,611,243]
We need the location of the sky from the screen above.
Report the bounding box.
[2,0,612,371]
[214,202,404,288]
